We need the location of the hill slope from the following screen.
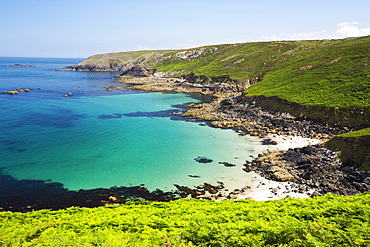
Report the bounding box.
[68,36,370,166]
[1,193,369,246]
[72,37,370,116]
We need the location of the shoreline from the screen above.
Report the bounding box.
[2,74,367,212]
[115,75,353,201]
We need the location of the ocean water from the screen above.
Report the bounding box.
[0,57,268,195]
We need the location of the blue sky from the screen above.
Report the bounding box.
[1,0,370,58]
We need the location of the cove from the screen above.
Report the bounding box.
[0,92,268,193]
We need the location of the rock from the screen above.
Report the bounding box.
[218,161,236,167]
[228,193,238,199]
[250,144,370,197]
[3,88,32,94]
[203,183,219,194]
[106,86,124,91]
[120,65,154,77]
[188,175,201,178]
[194,156,213,163]
[261,138,278,145]
[3,90,18,94]
[8,64,37,67]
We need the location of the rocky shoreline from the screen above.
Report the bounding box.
[115,74,369,199]
[3,74,368,212]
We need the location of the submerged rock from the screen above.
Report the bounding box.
[219,161,236,167]
[194,156,213,163]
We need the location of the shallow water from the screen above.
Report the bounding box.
[0,57,267,194]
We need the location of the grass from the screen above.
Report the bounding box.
[1,193,369,246]
[246,37,370,108]
[326,127,370,170]
[338,127,370,138]
[80,36,370,110]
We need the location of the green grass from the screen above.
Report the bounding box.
[246,37,370,108]
[1,193,370,246]
[338,127,370,138]
[326,127,370,170]
[79,36,370,110]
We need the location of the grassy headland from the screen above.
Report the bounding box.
[74,37,370,116]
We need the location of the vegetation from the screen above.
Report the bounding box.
[1,193,370,246]
[337,127,370,138]
[77,50,175,69]
[326,127,370,170]
[246,37,370,108]
[78,36,370,110]
[20,37,368,246]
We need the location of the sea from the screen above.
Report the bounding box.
[0,57,269,198]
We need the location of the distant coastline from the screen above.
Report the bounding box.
[7,64,37,67]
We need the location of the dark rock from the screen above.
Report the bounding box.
[120,65,154,77]
[219,161,236,167]
[8,64,37,67]
[194,156,213,163]
[250,144,370,197]
[262,138,278,145]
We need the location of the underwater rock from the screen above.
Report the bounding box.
[194,156,213,163]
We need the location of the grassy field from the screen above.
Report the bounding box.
[1,193,369,246]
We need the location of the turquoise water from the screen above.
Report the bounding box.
[0,57,266,194]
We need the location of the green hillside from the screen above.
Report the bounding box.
[246,37,370,108]
[77,36,370,113]
[1,193,369,246]
[74,36,370,165]
[150,37,370,127]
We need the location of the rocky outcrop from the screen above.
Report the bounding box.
[248,145,370,196]
[183,95,345,140]
[8,64,37,67]
[174,182,225,199]
[2,88,32,94]
[119,65,155,77]
[58,64,126,72]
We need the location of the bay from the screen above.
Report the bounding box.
[0,57,267,195]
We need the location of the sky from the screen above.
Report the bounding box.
[1,0,370,58]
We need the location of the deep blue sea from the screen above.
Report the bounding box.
[0,57,268,196]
